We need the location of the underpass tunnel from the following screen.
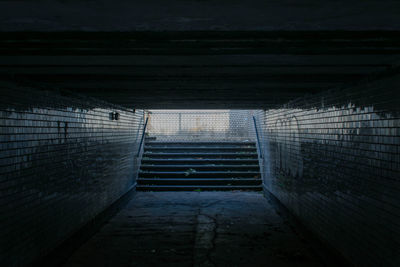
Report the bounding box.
[1,1,400,266]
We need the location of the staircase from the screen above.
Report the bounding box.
[136,141,262,191]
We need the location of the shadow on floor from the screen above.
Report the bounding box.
[62,192,326,267]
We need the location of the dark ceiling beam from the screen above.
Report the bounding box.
[0,66,388,76]
[1,31,400,56]
[1,0,399,32]
[2,73,365,83]
[15,81,343,92]
[0,55,396,66]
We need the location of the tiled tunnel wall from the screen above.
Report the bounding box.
[0,82,144,267]
[255,74,400,267]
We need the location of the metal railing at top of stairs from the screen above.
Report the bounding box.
[252,116,263,159]
[137,117,149,157]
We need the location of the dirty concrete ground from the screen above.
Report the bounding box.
[62,192,325,267]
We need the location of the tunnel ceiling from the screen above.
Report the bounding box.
[1,1,400,109]
[1,0,400,32]
[1,31,399,109]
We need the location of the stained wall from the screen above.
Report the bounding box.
[255,74,400,266]
[0,83,144,266]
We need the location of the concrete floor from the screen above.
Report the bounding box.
[62,192,325,267]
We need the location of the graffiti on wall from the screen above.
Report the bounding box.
[272,113,303,178]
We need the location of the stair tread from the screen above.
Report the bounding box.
[142,160,258,164]
[143,155,258,160]
[144,146,256,150]
[142,160,259,165]
[144,152,257,155]
[140,171,260,173]
[137,177,261,181]
[145,141,255,144]
[141,164,259,168]
[136,185,262,188]
[142,158,258,162]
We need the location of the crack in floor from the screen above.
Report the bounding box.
[193,207,219,267]
[63,192,328,267]
[203,213,218,267]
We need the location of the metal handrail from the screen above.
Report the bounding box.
[252,116,263,159]
[137,117,149,157]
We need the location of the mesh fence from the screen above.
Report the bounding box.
[146,110,258,142]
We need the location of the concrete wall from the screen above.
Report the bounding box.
[0,82,144,266]
[255,74,400,266]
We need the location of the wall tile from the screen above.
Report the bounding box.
[0,83,144,267]
[255,74,400,267]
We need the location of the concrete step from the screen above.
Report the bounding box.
[140,164,260,171]
[145,141,256,148]
[144,147,257,153]
[137,178,262,186]
[136,185,263,191]
[143,152,258,159]
[142,159,259,165]
[139,171,260,178]
[139,141,261,191]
